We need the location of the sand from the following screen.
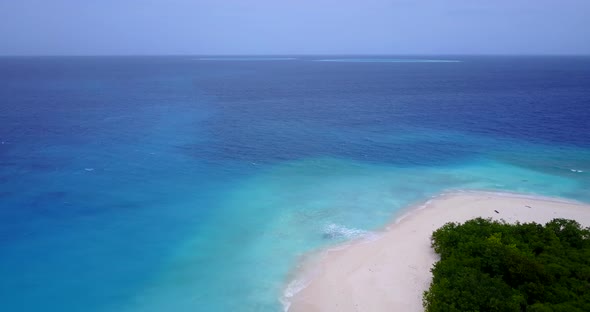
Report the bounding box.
[286,191,590,312]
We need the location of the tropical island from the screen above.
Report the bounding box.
[286,192,590,312]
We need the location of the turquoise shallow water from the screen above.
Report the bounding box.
[0,56,589,311]
[121,156,588,311]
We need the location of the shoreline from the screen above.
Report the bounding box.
[283,191,590,312]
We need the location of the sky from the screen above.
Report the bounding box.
[0,0,589,55]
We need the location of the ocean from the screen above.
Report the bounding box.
[0,56,589,311]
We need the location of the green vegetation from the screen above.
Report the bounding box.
[423,218,590,312]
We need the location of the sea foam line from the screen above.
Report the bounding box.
[194,57,297,61]
[313,58,461,63]
[281,223,378,311]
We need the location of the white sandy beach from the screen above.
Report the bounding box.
[286,191,590,312]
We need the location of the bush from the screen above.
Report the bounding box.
[424,218,590,312]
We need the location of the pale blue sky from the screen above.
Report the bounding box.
[1,0,589,55]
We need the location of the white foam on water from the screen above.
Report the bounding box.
[280,250,327,312]
[281,277,312,311]
[194,57,297,61]
[570,169,584,173]
[280,222,379,311]
[389,196,438,229]
[314,58,461,63]
[322,223,370,240]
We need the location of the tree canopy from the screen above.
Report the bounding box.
[424,218,590,312]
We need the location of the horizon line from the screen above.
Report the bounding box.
[1,53,590,58]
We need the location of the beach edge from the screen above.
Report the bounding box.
[283,191,590,312]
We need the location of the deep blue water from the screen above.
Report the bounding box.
[1,56,589,311]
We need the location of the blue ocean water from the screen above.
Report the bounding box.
[0,56,589,311]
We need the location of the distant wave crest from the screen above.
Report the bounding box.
[314,58,461,63]
[195,57,296,61]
